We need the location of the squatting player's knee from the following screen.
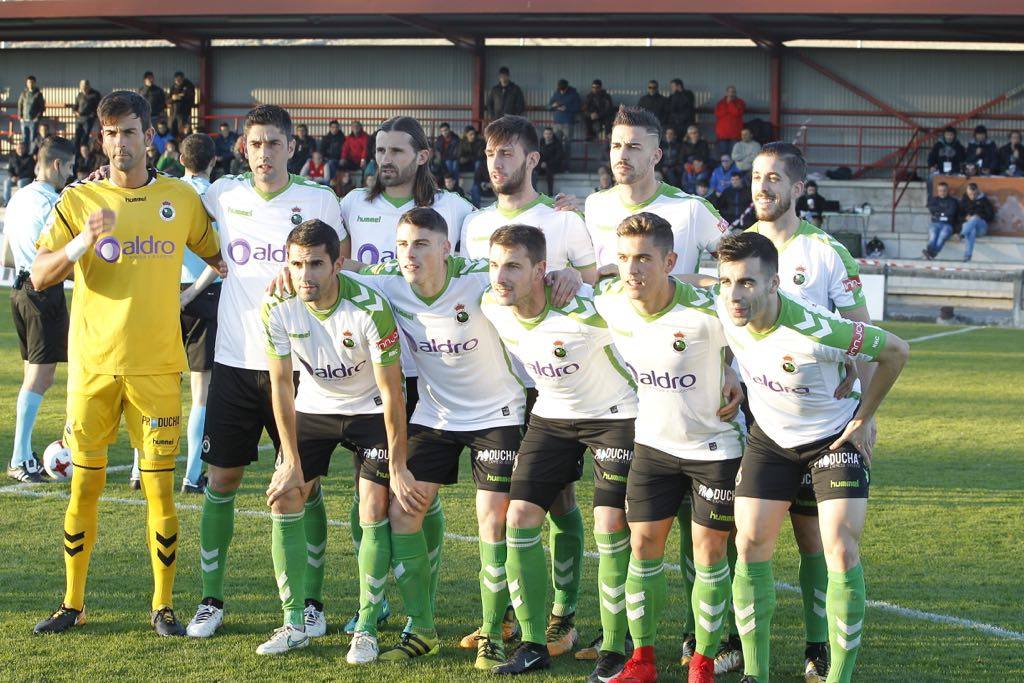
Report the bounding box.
[388,500,425,533]
[691,528,730,564]
[734,528,776,563]
[506,501,545,529]
[206,465,243,494]
[593,506,627,534]
[271,487,305,515]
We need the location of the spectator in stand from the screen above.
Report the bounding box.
[714,84,746,157]
[470,158,494,208]
[3,141,35,206]
[156,139,185,177]
[731,126,762,174]
[957,182,995,262]
[30,122,52,159]
[487,66,526,119]
[710,153,740,194]
[362,128,378,176]
[928,126,966,177]
[962,161,980,179]
[433,122,461,176]
[230,133,246,175]
[458,125,485,173]
[667,78,696,137]
[679,124,710,166]
[695,179,712,200]
[331,168,356,198]
[152,120,174,155]
[795,179,829,227]
[923,181,960,260]
[443,170,469,201]
[595,164,614,191]
[340,120,369,171]
[715,173,754,230]
[319,120,346,176]
[288,124,316,175]
[658,127,684,187]
[168,71,196,139]
[299,149,331,185]
[75,142,105,179]
[583,79,615,141]
[68,79,101,149]
[138,71,167,125]
[18,76,46,147]
[537,126,566,196]
[681,156,710,195]
[213,122,238,178]
[998,130,1023,177]
[549,78,582,145]
[964,125,998,175]
[637,79,669,125]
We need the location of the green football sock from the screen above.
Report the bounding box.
[726,536,738,635]
[271,511,307,627]
[734,560,776,681]
[826,564,866,683]
[479,539,510,639]
[391,531,434,633]
[595,529,631,655]
[304,486,327,603]
[355,519,391,635]
[199,488,235,602]
[422,494,445,612]
[548,507,584,617]
[506,525,548,645]
[349,490,362,551]
[625,555,666,648]
[693,558,731,657]
[800,551,829,643]
[677,504,696,633]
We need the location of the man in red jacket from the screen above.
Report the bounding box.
[341,121,369,171]
[714,85,746,158]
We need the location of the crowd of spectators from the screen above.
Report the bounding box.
[928,125,1024,178]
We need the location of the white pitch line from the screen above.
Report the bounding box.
[906,326,981,344]
[2,485,1022,642]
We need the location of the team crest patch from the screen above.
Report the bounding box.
[793,266,807,286]
[552,340,567,358]
[159,201,175,221]
[672,331,687,352]
[455,303,469,323]
[782,354,797,373]
[342,330,355,348]
[290,206,303,225]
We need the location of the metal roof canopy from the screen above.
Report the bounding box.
[3,2,1024,46]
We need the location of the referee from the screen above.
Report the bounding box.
[3,136,76,483]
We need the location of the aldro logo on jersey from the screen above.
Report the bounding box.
[94,234,177,263]
[552,340,567,358]
[342,330,355,348]
[455,303,470,324]
[672,332,687,352]
[290,206,303,226]
[793,266,807,286]
[227,238,286,265]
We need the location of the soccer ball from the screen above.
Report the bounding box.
[43,440,73,481]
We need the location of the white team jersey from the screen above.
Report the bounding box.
[747,220,866,312]
[348,257,525,431]
[481,284,637,421]
[5,181,58,273]
[595,278,743,460]
[459,195,596,271]
[715,289,888,448]
[203,173,346,371]
[262,274,400,415]
[341,188,474,264]
[180,174,214,284]
[585,182,727,274]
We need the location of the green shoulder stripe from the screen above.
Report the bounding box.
[681,283,719,317]
[555,293,606,328]
[452,256,490,276]
[778,295,855,349]
[359,259,402,276]
[594,276,624,297]
[260,297,290,358]
[341,276,397,336]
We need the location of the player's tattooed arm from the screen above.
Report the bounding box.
[265,355,306,507]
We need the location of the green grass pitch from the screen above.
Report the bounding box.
[0,291,1021,681]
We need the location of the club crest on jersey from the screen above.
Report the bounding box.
[290,206,303,225]
[342,330,355,348]
[782,355,797,373]
[159,201,175,222]
[552,340,567,358]
[455,303,470,324]
[793,266,807,286]
[672,332,687,352]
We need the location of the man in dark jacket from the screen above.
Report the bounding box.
[68,80,101,149]
[433,122,461,175]
[168,71,196,139]
[3,141,36,206]
[679,125,711,167]
[658,127,684,187]
[537,126,565,196]
[927,126,966,176]
[667,78,696,136]
[715,173,754,229]
[319,120,346,175]
[549,79,582,146]
[964,125,998,175]
[214,122,238,178]
[288,124,317,175]
[582,79,615,141]
[997,131,1024,176]
[795,180,830,227]
[138,72,167,125]
[17,76,45,146]
[487,67,526,119]
[923,181,960,259]
[637,79,669,125]
[458,126,485,172]
[958,182,995,261]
